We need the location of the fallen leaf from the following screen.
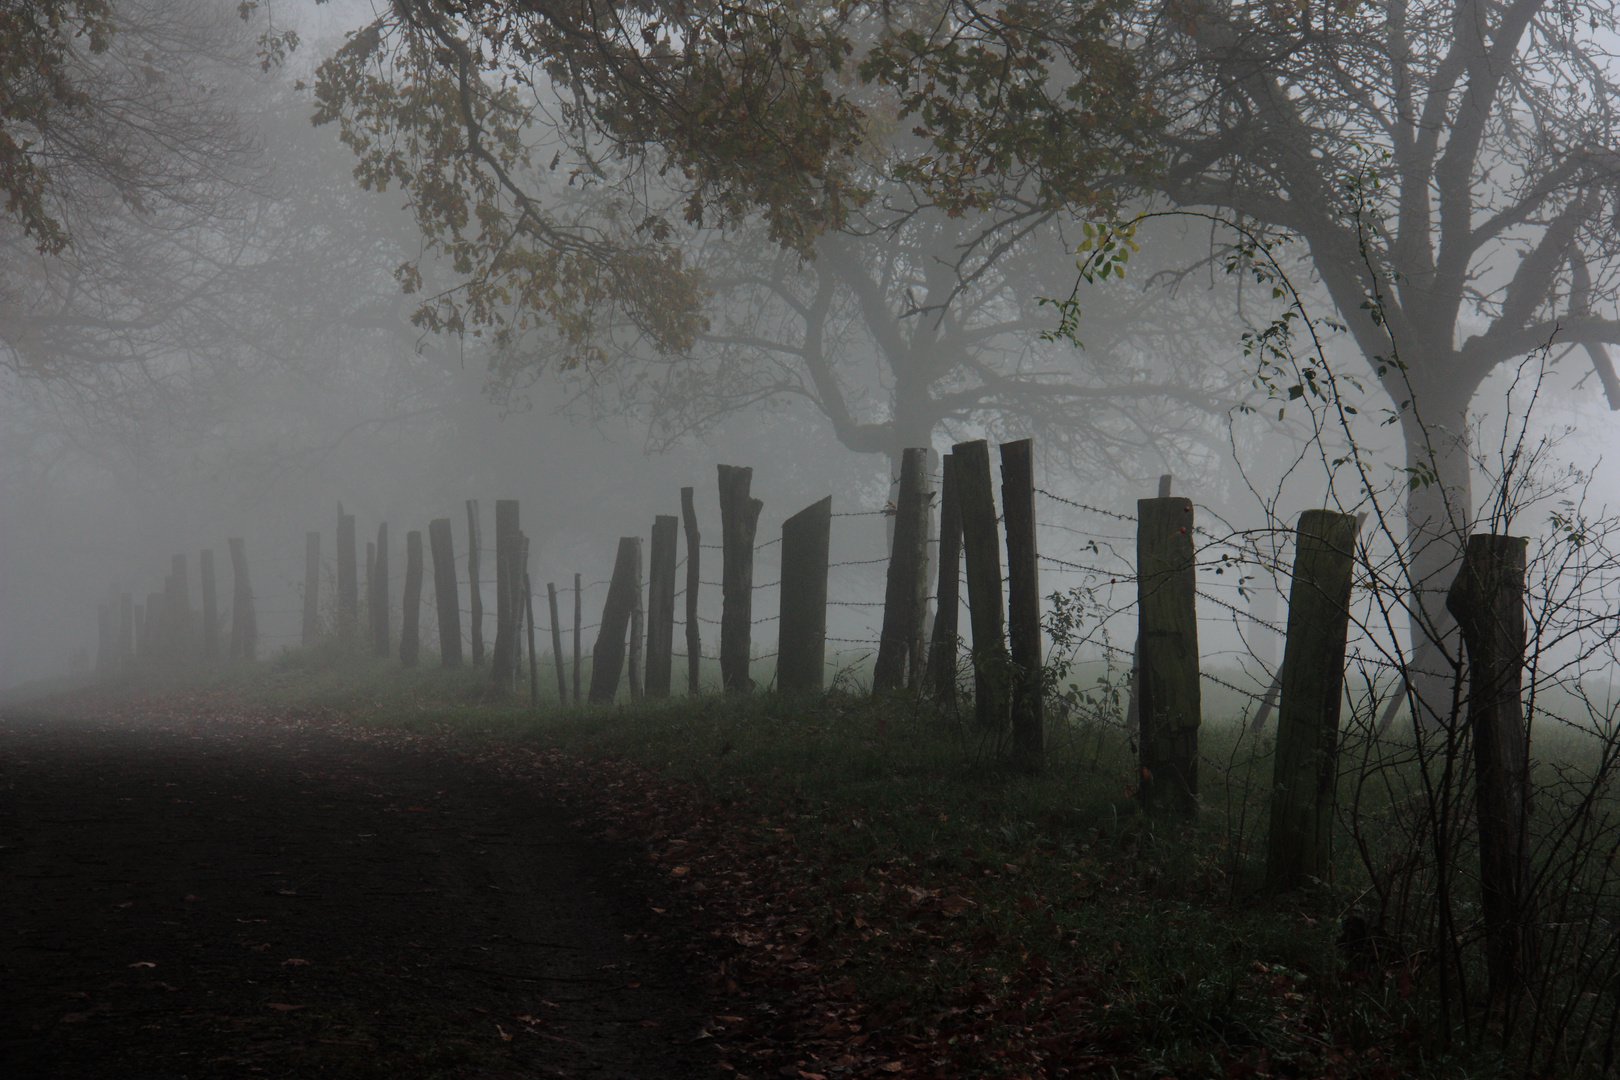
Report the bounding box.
[183,894,199,902]
[281,958,310,966]
[879,1062,904,1073]
[637,1019,661,1027]
[497,1024,513,1041]
[670,865,690,877]
[265,1003,304,1011]
[128,961,156,969]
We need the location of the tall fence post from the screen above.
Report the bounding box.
[199,548,219,663]
[227,537,257,663]
[373,524,391,658]
[96,602,112,678]
[1446,532,1536,1007]
[717,465,762,692]
[681,486,702,695]
[1137,491,1200,814]
[119,592,133,670]
[627,537,645,701]
[337,504,358,637]
[572,571,582,704]
[1265,510,1359,887]
[1125,475,1173,736]
[589,537,642,703]
[646,514,679,697]
[778,496,832,692]
[491,499,520,687]
[428,517,462,668]
[524,539,538,705]
[170,554,192,660]
[302,531,321,646]
[927,453,962,702]
[953,440,1009,729]
[1001,439,1043,771]
[548,582,567,705]
[466,500,485,666]
[873,448,930,695]
[400,529,423,667]
[365,541,376,644]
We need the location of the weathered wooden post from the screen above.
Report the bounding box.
[778,496,832,692]
[589,537,642,703]
[953,440,1010,729]
[400,529,424,667]
[681,486,702,695]
[515,534,530,694]
[1446,533,1537,1007]
[645,515,678,697]
[337,504,358,637]
[572,571,582,704]
[873,448,931,695]
[374,524,393,657]
[627,536,645,700]
[228,537,257,663]
[428,517,462,667]
[133,601,145,661]
[1124,475,1174,735]
[717,465,763,692]
[491,500,520,687]
[119,592,133,670]
[169,554,192,659]
[927,454,962,702]
[302,531,321,646]
[199,548,220,663]
[524,553,539,705]
[1137,489,1201,814]
[365,541,376,643]
[547,582,567,705]
[466,500,485,666]
[1265,510,1359,887]
[1001,439,1043,771]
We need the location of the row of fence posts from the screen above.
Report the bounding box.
[94,542,259,675]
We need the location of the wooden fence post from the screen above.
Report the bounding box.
[627,536,645,700]
[466,500,485,666]
[1446,533,1536,1007]
[1001,438,1043,771]
[491,500,520,687]
[133,601,144,660]
[365,541,376,643]
[1265,510,1359,887]
[1124,476,1173,734]
[337,504,358,637]
[373,524,391,657]
[401,529,423,667]
[681,486,702,694]
[428,517,462,668]
[717,465,763,692]
[645,515,678,697]
[170,554,192,659]
[303,531,321,646]
[572,571,582,704]
[778,496,832,692]
[96,602,112,678]
[873,448,931,695]
[1137,491,1201,814]
[588,537,642,703]
[119,592,133,670]
[144,592,164,659]
[952,440,1009,729]
[199,549,219,663]
[524,547,538,705]
[927,454,962,702]
[228,537,257,663]
[548,582,567,705]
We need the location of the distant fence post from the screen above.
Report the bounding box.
[1446,532,1536,1006]
[953,440,1009,729]
[199,549,219,663]
[1001,438,1043,772]
[373,524,391,658]
[873,448,930,695]
[96,602,112,678]
[303,531,321,646]
[119,592,133,670]
[466,500,485,666]
[428,517,462,668]
[681,486,702,694]
[572,571,582,704]
[337,504,358,637]
[491,499,520,687]
[645,515,678,697]
[401,529,423,667]
[717,465,762,692]
[778,496,832,692]
[228,537,257,663]
[523,539,538,705]
[1137,490,1200,814]
[1265,510,1359,887]
[170,554,192,660]
[144,592,164,659]
[927,453,962,702]
[133,601,145,660]
[547,582,567,705]
[365,541,375,643]
[589,537,642,703]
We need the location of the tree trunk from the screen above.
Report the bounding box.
[428,517,462,667]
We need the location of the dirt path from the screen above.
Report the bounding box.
[0,710,717,1079]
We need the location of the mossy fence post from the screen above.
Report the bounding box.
[227,537,257,662]
[717,465,762,692]
[1001,438,1043,772]
[873,448,931,696]
[589,537,642,703]
[337,504,358,638]
[491,499,520,687]
[428,517,462,668]
[645,514,679,697]
[1137,488,1200,814]
[777,496,831,692]
[199,548,219,663]
[302,531,320,646]
[953,439,1009,729]
[927,453,962,703]
[1446,532,1537,1008]
[1265,510,1359,888]
[466,500,485,666]
[373,524,391,658]
[547,582,567,705]
[400,529,423,667]
[681,486,701,694]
